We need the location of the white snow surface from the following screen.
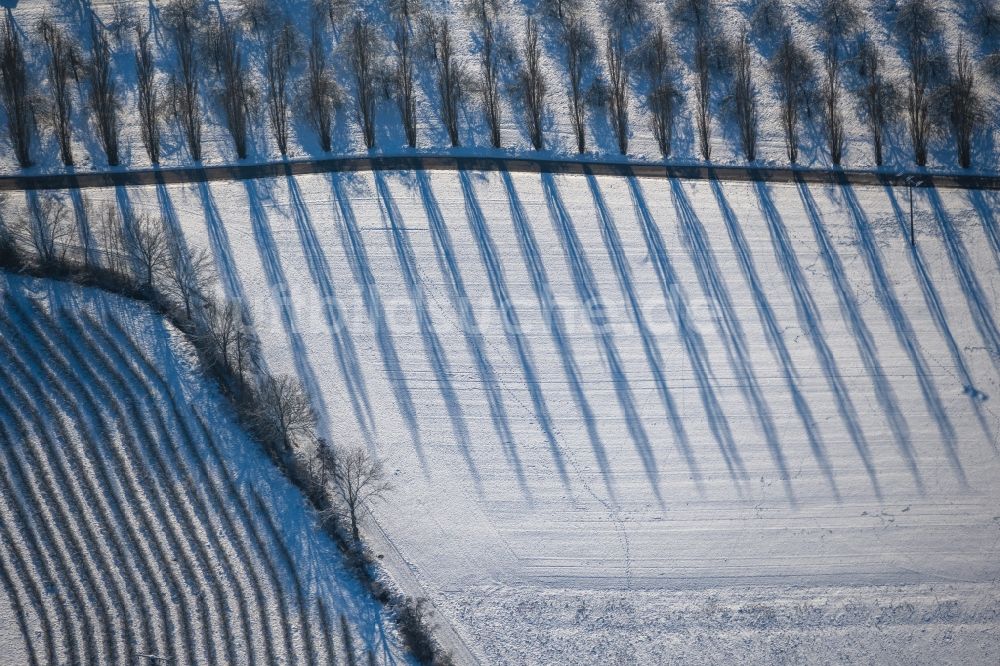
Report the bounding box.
[0,274,410,665]
[7,168,996,663]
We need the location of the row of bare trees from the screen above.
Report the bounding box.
[2,2,996,168]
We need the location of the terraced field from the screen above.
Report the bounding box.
[0,274,407,665]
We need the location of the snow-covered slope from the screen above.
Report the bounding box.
[10,167,996,663]
[0,273,409,665]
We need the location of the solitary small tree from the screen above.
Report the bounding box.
[28,194,73,266]
[564,15,592,153]
[135,27,161,164]
[392,20,418,148]
[772,31,812,164]
[125,214,170,290]
[211,20,253,159]
[855,34,895,166]
[331,446,393,542]
[896,0,941,166]
[164,0,203,160]
[732,29,758,161]
[255,374,316,458]
[519,16,546,150]
[1,14,34,168]
[945,41,982,169]
[38,18,79,167]
[347,17,380,149]
[167,246,213,321]
[432,17,464,147]
[473,0,503,148]
[605,29,629,155]
[263,21,297,156]
[305,22,338,152]
[88,18,120,166]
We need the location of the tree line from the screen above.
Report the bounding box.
[0,186,451,664]
[2,0,998,170]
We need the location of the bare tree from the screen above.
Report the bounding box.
[164,0,203,161]
[519,16,546,150]
[28,194,73,266]
[167,246,213,320]
[896,0,941,166]
[675,0,715,160]
[564,15,592,153]
[433,17,464,147]
[749,0,786,38]
[238,0,276,36]
[330,445,393,542]
[305,23,338,152]
[772,31,812,164]
[108,0,139,48]
[347,17,380,149]
[605,29,630,155]
[642,27,679,158]
[732,29,758,161]
[263,21,297,156]
[540,0,581,24]
[99,205,129,275]
[210,20,253,159]
[944,41,983,169]
[125,213,170,289]
[87,18,120,166]
[1,14,34,168]
[603,0,646,28]
[392,19,418,147]
[972,0,1000,42]
[255,374,316,457]
[816,0,858,166]
[472,0,502,148]
[855,35,895,166]
[38,18,79,167]
[135,26,161,164]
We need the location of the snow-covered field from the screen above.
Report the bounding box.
[8,168,994,663]
[0,274,408,665]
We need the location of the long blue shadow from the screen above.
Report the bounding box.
[668,177,794,501]
[882,186,995,448]
[926,188,1000,372]
[798,180,925,489]
[500,170,618,503]
[67,183,97,265]
[196,179,250,309]
[413,171,532,498]
[243,179,331,443]
[969,190,1000,275]
[372,172,484,496]
[754,180,881,498]
[154,172,195,277]
[708,177,841,497]
[327,173,425,469]
[455,171,571,490]
[836,180,966,485]
[541,172,663,505]
[284,168,376,443]
[626,176,749,488]
[585,173,703,490]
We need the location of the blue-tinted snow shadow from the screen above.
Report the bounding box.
[833,179,966,485]
[585,172,704,492]
[194,178,251,311]
[411,170,532,500]
[284,165,376,445]
[540,172,662,504]
[925,187,1000,374]
[969,190,1000,277]
[797,179,925,491]
[454,170,571,491]
[708,176,841,498]
[879,184,996,451]
[372,171,485,498]
[499,170,619,504]
[668,176,793,501]
[243,178,331,443]
[326,173,427,473]
[754,180,882,498]
[626,175,749,491]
